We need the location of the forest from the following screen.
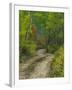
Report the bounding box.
[19,10,64,79]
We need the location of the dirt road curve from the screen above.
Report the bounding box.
[19,54,54,79]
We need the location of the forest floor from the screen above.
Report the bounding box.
[19,49,54,79]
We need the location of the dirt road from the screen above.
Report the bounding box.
[19,53,54,79]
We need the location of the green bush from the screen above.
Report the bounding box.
[47,44,59,53]
[49,46,64,77]
[20,40,37,57]
[19,40,37,63]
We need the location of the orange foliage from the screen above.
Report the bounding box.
[32,26,37,33]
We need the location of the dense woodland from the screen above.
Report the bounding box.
[19,10,64,77]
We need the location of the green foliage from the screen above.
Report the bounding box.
[49,46,64,77]
[20,40,37,57]
[19,40,37,63]
[19,10,64,65]
[47,44,60,53]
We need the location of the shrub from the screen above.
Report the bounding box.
[47,44,60,53]
[20,40,37,57]
[49,46,64,77]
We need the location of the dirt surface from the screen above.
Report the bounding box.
[19,53,54,79]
